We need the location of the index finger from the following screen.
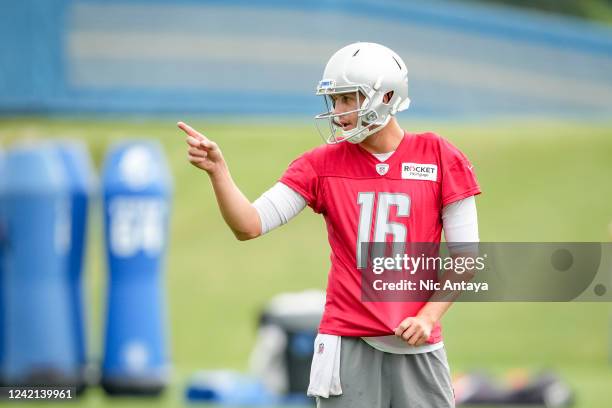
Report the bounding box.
[177,121,204,140]
[394,319,413,337]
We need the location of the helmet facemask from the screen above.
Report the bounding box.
[314,82,394,145]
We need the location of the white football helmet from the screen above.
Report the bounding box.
[314,42,410,144]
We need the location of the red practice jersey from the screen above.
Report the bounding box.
[279,131,481,343]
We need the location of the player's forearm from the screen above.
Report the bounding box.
[417,248,478,325]
[416,301,453,326]
[208,166,261,241]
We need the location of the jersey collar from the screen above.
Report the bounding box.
[353,130,411,169]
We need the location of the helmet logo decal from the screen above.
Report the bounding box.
[318,79,336,90]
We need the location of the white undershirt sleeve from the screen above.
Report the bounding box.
[442,195,479,253]
[253,182,307,235]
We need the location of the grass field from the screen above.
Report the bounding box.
[1,117,612,407]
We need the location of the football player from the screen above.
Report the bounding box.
[178,42,481,408]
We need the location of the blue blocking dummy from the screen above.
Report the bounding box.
[0,144,79,385]
[101,141,172,395]
[54,142,96,390]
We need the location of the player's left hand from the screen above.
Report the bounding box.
[394,315,434,346]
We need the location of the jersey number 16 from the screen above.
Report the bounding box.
[356,192,411,268]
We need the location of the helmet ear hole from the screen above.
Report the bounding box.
[382,91,394,105]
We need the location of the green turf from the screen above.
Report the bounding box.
[1,117,611,407]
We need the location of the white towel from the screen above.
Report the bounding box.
[307,334,342,398]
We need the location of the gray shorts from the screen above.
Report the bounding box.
[315,337,455,408]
